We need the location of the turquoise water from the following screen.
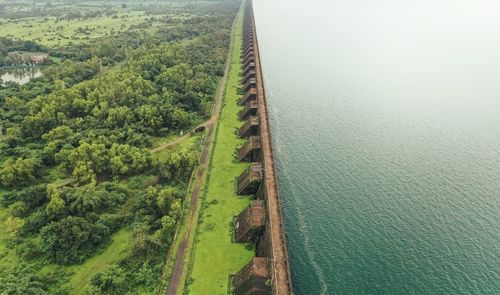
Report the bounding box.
[253,0,500,294]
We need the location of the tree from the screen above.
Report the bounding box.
[109,143,151,178]
[137,104,162,130]
[56,141,108,184]
[67,186,103,216]
[157,150,196,182]
[72,162,96,185]
[1,184,48,211]
[45,184,66,219]
[84,265,127,295]
[0,264,48,295]
[68,142,108,173]
[42,125,73,141]
[9,201,28,217]
[156,186,178,212]
[106,106,133,128]
[4,216,25,237]
[40,216,109,264]
[131,224,162,259]
[110,156,128,178]
[64,184,126,217]
[156,214,176,243]
[0,157,40,188]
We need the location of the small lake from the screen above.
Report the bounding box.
[1,67,43,85]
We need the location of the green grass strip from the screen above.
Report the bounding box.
[186,7,254,295]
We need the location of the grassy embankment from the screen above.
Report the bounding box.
[186,8,254,294]
[157,8,246,293]
[155,132,208,294]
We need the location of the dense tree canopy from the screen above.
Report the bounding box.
[40,215,110,263]
[0,156,40,187]
[0,0,240,293]
[0,264,50,295]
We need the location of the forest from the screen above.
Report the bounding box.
[0,0,240,293]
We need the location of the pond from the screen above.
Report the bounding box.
[0,67,43,85]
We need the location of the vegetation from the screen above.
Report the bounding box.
[187,10,254,294]
[0,2,161,47]
[0,0,241,293]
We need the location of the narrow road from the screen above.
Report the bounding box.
[162,10,239,295]
[151,120,211,153]
[151,133,193,153]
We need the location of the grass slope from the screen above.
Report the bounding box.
[67,228,133,294]
[187,9,254,295]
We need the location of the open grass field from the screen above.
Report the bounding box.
[186,9,254,294]
[0,11,153,47]
[0,0,192,48]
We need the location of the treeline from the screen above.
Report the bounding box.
[0,2,116,20]
[1,38,225,185]
[0,0,240,293]
[0,37,47,66]
[1,4,232,162]
[0,37,46,55]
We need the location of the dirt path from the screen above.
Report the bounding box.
[162,9,239,295]
[151,120,211,153]
[151,133,193,153]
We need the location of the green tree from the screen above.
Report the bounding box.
[84,265,127,295]
[157,150,196,182]
[0,264,48,295]
[106,106,133,128]
[0,157,40,188]
[109,143,151,178]
[45,184,66,219]
[69,142,108,173]
[40,216,109,264]
[72,162,97,185]
[4,216,25,237]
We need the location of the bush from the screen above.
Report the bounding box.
[0,264,49,295]
[40,216,110,264]
[83,265,127,295]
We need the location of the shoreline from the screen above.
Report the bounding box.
[237,1,293,293]
[175,1,294,293]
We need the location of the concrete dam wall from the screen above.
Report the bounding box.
[231,1,293,294]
